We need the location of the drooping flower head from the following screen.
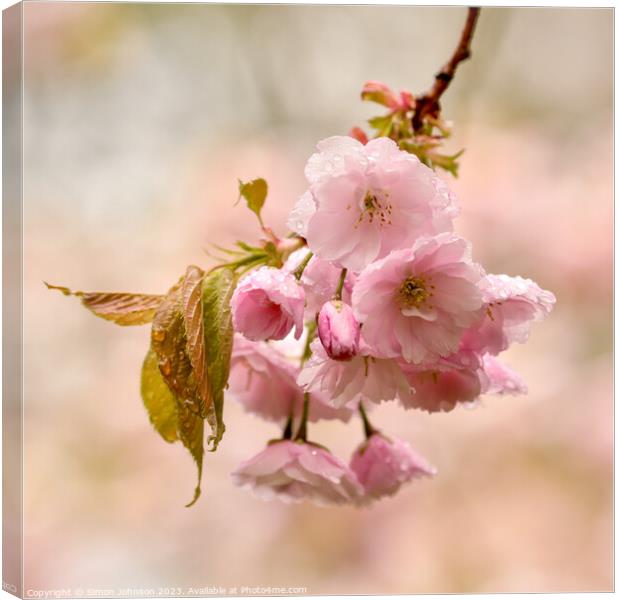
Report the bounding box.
[232,440,363,506]
[352,234,484,363]
[400,349,485,413]
[229,335,353,423]
[461,274,556,355]
[350,433,436,502]
[231,266,305,341]
[288,136,458,271]
[297,339,412,409]
[317,300,361,361]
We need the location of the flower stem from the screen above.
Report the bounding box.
[301,320,317,366]
[334,268,348,301]
[293,251,313,281]
[412,7,481,132]
[294,393,311,442]
[358,402,377,439]
[282,413,294,440]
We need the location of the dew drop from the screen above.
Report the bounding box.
[152,328,166,342]
[160,359,172,376]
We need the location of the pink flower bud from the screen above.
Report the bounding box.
[317,300,360,361]
[231,266,305,341]
[398,90,415,111]
[351,433,436,502]
[348,126,369,145]
[360,80,400,110]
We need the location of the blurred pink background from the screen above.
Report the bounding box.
[18,4,612,594]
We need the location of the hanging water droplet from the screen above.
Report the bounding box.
[152,328,166,342]
[160,358,172,376]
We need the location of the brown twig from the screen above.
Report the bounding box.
[412,7,481,132]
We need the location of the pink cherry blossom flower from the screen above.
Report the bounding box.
[352,234,484,363]
[231,440,363,506]
[287,136,458,271]
[481,354,528,395]
[461,274,556,355]
[350,433,436,502]
[400,350,486,413]
[297,339,412,409]
[317,300,361,361]
[231,266,305,341]
[283,248,354,319]
[229,335,353,423]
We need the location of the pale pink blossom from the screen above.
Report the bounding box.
[351,433,436,502]
[352,234,484,363]
[461,274,556,355]
[283,248,354,319]
[317,300,360,361]
[288,136,458,271]
[231,440,362,506]
[400,350,486,413]
[481,354,528,395]
[229,335,353,423]
[308,390,355,423]
[229,335,300,422]
[231,266,304,341]
[297,339,412,409]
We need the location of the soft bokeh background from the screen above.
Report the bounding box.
[17,4,612,595]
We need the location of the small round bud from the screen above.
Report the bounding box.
[317,300,361,361]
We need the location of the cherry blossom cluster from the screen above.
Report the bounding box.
[228,135,555,506]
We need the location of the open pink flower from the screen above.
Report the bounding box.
[461,274,556,355]
[288,136,458,271]
[351,433,436,502]
[232,440,362,506]
[400,350,528,412]
[352,234,484,363]
[297,339,412,409]
[229,335,353,423]
[400,350,486,413]
[231,266,305,341]
[283,248,354,319]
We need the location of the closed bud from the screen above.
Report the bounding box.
[317,300,360,361]
[348,126,369,145]
[360,80,400,110]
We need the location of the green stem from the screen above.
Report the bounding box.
[358,402,377,439]
[282,413,294,440]
[334,268,347,300]
[301,321,317,366]
[293,251,313,281]
[294,393,311,442]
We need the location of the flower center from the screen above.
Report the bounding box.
[398,276,431,308]
[355,191,393,228]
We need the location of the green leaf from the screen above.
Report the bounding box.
[151,277,204,506]
[429,149,464,177]
[140,348,179,443]
[238,178,268,224]
[45,282,163,326]
[201,267,238,450]
[367,114,393,137]
[176,402,205,507]
[180,265,210,419]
